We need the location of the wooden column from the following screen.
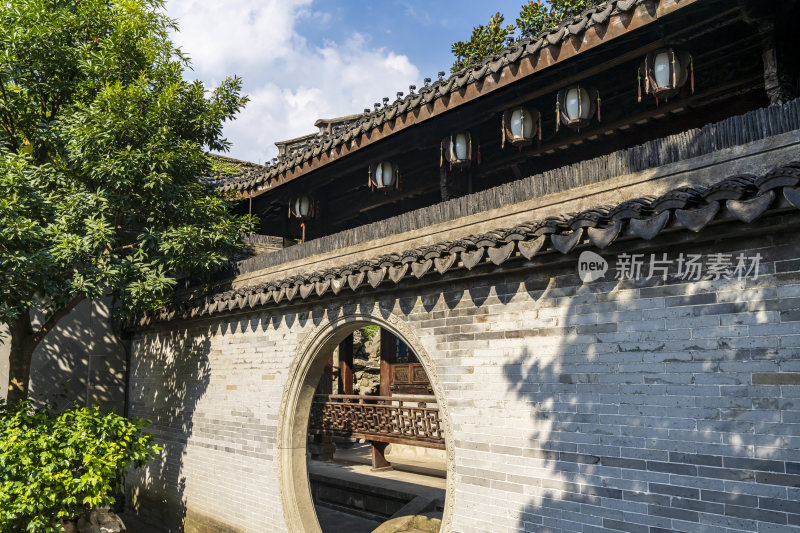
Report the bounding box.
[320,357,333,395]
[379,328,394,398]
[372,328,394,470]
[309,356,335,461]
[439,165,450,202]
[337,334,354,395]
[761,21,795,105]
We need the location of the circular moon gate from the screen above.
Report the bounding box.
[277,312,455,532]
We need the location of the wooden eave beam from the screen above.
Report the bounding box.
[477,75,764,177]
[489,5,745,113]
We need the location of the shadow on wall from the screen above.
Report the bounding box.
[502,273,636,532]
[500,231,794,532]
[0,299,127,412]
[126,327,211,533]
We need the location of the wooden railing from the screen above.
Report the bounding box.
[308,394,445,449]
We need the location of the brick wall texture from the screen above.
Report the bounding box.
[127,215,800,533]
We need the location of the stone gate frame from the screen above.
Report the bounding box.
[277,310,456,532]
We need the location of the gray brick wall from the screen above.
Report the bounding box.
[127,217,800,533]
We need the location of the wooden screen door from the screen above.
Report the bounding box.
[379,330,431,396]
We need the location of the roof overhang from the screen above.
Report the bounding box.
[234,0,698,199]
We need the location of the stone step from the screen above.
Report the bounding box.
[316,505,381,533]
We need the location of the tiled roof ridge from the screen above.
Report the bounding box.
[135,161,800,326]
[212,0,649,194]
[273,132,318,147]
[200,154,267,185]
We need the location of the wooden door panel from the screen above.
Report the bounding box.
[381,329,431,394]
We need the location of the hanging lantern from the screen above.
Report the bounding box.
[502,106,541,148]
[556,85,600,131]
[369,161,400,190]
[440,132,472,168]
[638,48,693,103]
[289,193,315,219]
[288,193,317,242]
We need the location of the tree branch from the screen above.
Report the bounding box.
[0,77,21,152]
[31,295,85,346]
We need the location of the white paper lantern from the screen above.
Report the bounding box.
[370,161,399,189]
[639,47,693,102]
[502,106,541,148]
[510,108,533,139]
[654,51,672,89]
[556,85,600,130]
[441,132,472,167]
[565,87,591,121]
[291,194,314,219]
[453,133,469,161]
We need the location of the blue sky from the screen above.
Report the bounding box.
[166,1,527,163]
[295,2,529,83]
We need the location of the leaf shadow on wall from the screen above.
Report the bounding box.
[125,327,212,532]
[501,246,793,533]
[28,299,127,413]
[501,273,639,532]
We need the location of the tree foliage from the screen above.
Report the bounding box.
[0,0,256,399]
[516,0,602,38]
[0,401,160,532]
[451,0,604,72]
[359,324,380,342]
[450,13,515,73]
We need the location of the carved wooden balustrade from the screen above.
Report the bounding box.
[308,394,445,449]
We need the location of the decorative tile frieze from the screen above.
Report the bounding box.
[133,162,800,327]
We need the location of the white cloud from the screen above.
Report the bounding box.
[166,0,420,163]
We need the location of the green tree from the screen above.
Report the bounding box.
[0,0,255,403]
[451,1,604,72]
[516,0,602,38]
[450,12,515,73]
[0,401,161,532]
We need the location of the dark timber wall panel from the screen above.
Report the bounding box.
[236,98,800,276]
